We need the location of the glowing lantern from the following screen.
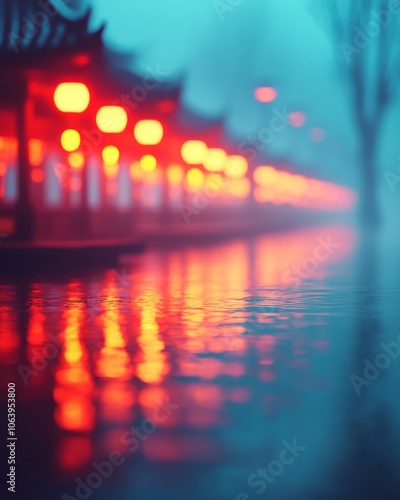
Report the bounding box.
[61,130,81,152]
[225,156,248,179]
[289,112,306,128]
[134,120,164,145]
[181,140,208,165]
[54,83,90,113]
[254,166,278,187]
[96,106,128,134]
[130,162,144,181]
[29,139,44,166]
[68,152,85,170]
[254,87,277,103]
[140,155,157,172]
[186,168,205,189]
[102,146,120,165]
[167,165,184,185]
[203,148,227,172]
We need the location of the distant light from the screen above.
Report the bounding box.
[72,54,91,67]
[140,154,157,172]
[54,83,90,113]
[157,100,176,113]
[102,146,120,166]
[186,168,205,189]
[68,152,85,170]
[204,148,227,172]
[254,87,277,103]
[225,156,248,179]
[134,120,164,145]
[31,168,44,184]
[310,127,325,143]
[181,140,208,165]
[29,139,44,166]
[96,106,128,134]
[289,112,306,128]
[167,165,184,185]
[254,166,278,186]
[61,129,81,152]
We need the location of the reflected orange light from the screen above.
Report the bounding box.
[102,146,120,166]
[167,165,184,185]
[29,139,44,166]
[134,120,164,145]
[225,155,248,179]
[140,154,157,172]
[186,168,205,189]
[96,106,128,133]
[31,168,44,183]
[0,162,6,176]
[203,148,227,172]
[254,86,277,103]
[181,140,208,165]
[54,83,90,113]
[61,129,81,152]
[68,152,85,170]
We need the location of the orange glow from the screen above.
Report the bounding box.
[254,166,279,186]
[102,146,120,166]
[61,129,81,152]
[228,178,251,199]
[104,163,119,179]
[54,83,90,113]
[96,106,128,133]
[186,168,205,189]
[252,164,356,210]
[130,162,144,181]
[68,152,85,170]
[181,140,208,165]
[167,165,184,185]
[225,156,248,179]
[203,148,227,172]
[140,154,157,172]
[0,162,6,176]
[134,120,164,145]
[29,139,44,166]
[254,86,277,103]
[31,168,44,183]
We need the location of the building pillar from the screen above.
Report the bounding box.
[14,78,35,242]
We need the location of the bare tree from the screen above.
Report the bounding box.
[324,0,400,227]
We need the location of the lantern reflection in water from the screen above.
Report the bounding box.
[5,225,356,482]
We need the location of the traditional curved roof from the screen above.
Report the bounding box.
[0,0,103,64]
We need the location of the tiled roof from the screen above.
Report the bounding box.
[0,0,103,63]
